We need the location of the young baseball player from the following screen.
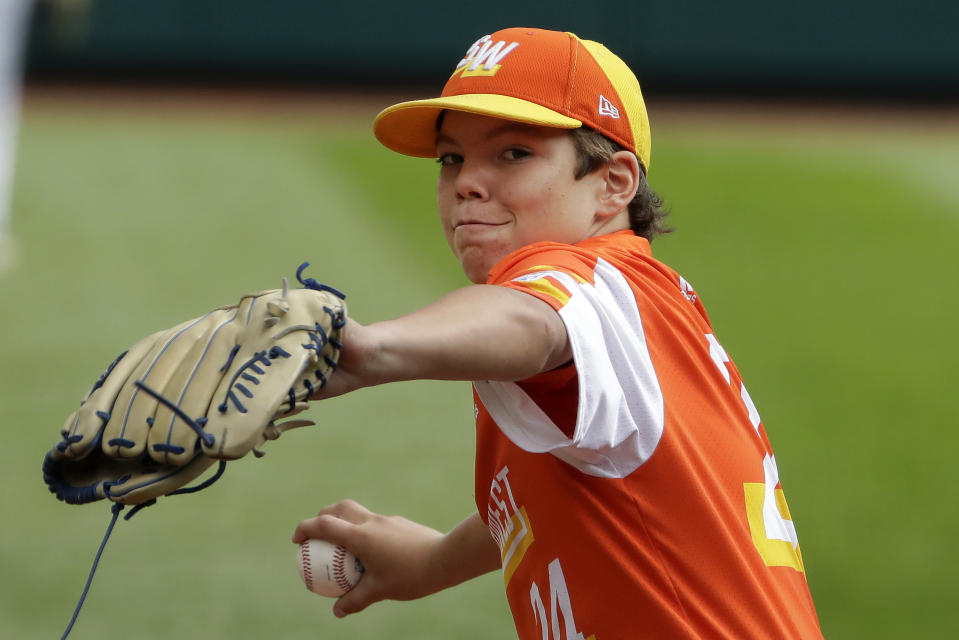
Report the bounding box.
[293,27,823,639]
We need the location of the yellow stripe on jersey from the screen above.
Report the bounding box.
[527,266,589,284]
[516,276,572,307]
[502,507,535,586]
[744,483,806,573]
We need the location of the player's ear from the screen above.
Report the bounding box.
[596,150,640,219]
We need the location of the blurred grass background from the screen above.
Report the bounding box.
[0,91,957,639]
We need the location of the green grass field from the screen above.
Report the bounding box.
[1,90,956,639]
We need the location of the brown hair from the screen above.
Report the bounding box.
[570,127,671,240]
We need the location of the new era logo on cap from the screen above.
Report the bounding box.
[598,95,620,118]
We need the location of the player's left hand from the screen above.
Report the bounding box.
[307,318,379,401]
[44,265,347,508]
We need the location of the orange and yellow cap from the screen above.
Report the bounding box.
[373,27,652,171]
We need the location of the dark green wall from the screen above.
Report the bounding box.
[25,0,959,98]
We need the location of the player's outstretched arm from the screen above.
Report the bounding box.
[293,501,500,617]
[314,284,570,399]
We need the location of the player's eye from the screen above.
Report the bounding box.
[502,148,531,161]
[436,153,463,167]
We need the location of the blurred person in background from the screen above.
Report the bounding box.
[0,0,32,272]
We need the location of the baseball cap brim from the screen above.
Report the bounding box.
[373,94,583,158]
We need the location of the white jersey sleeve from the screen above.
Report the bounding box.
[473,258,664,478]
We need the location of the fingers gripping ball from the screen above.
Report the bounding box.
[43,265,347,507]
[298,538,365,597]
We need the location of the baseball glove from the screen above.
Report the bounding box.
[43,263,346,509]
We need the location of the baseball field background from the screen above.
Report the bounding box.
[0,87,957,639]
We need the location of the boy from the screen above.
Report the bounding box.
[293,27,823,639]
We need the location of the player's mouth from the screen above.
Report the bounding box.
[453,219,508,231]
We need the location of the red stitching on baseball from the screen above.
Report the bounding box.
[332,545,352,593]
[300,542,314,592]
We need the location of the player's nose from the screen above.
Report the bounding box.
[454,160,490,202]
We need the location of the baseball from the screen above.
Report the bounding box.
[297,538,365,597]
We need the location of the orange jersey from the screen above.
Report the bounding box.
[474,231,822,639]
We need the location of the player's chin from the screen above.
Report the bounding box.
[461,267,489,284]
[456,246,509,285]
[459,258,495,284]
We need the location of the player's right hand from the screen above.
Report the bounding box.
[292,499,448,617]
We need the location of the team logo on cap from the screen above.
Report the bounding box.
[453,34,520,78]
[598,95,620,119]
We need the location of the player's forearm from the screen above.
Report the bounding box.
[434,512,502,589]
[366,285,570,384]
